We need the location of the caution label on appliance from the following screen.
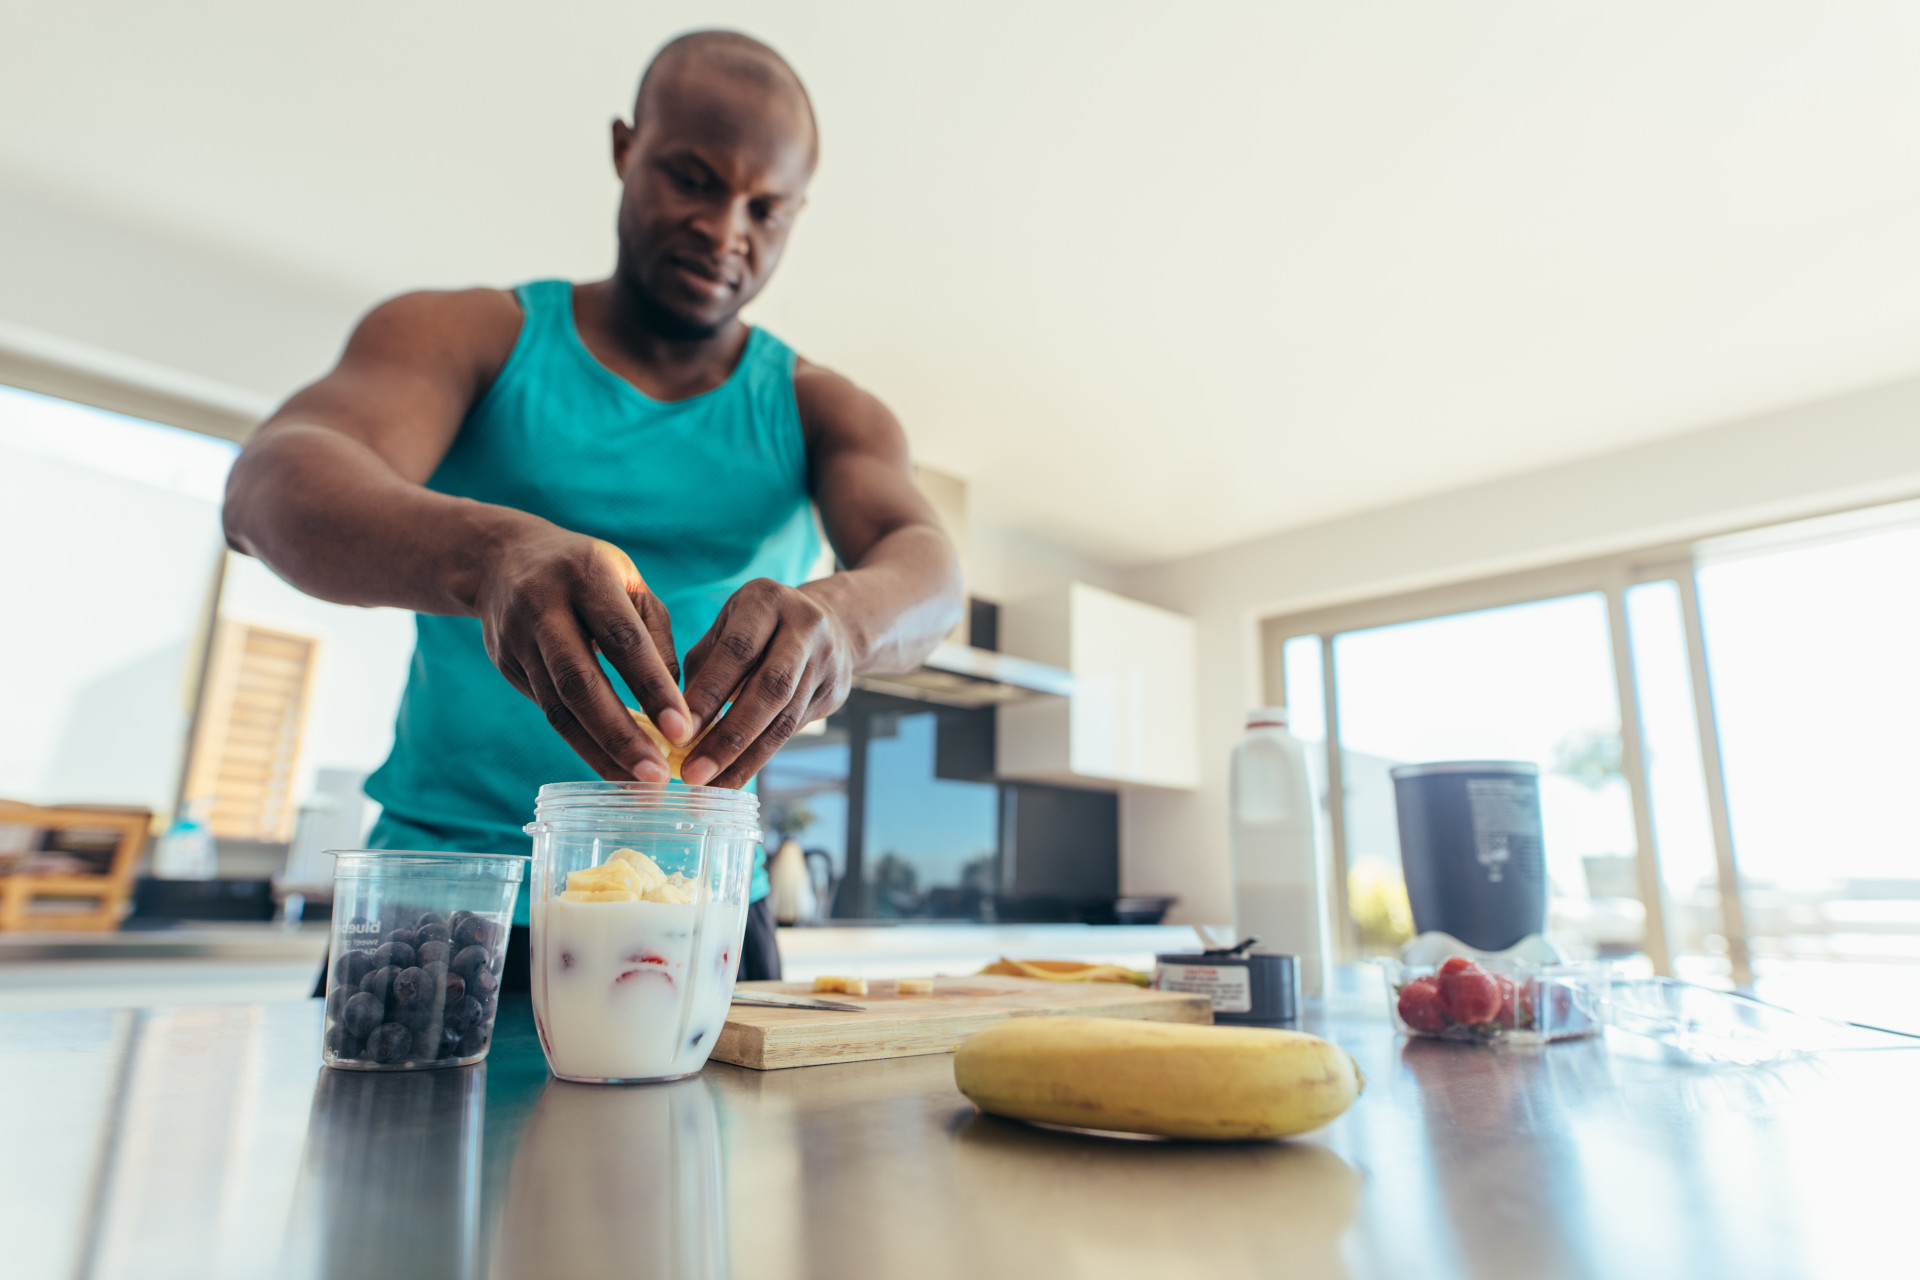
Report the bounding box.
[1155,962,1252,1014]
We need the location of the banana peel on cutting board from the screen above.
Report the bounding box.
[976,957,1152,987]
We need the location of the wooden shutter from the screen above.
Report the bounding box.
[182,621,319,842]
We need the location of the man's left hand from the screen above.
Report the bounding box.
[678,578,854,787]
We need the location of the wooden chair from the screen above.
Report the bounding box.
[0,801,152,931]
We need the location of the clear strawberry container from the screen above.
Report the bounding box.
[1384,956,1606,1045]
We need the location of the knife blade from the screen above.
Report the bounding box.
[731,990,869,1012]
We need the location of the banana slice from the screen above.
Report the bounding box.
[627,708,723,782]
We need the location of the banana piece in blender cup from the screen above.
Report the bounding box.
[562,849,695,904]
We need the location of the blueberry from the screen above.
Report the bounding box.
[395,1003,439,1036]
[385,928,419,950]
[456,1023,491,1057]
[372,941,416,970]
[325,986,350,1020]
[368,1022,412,1064]
[326,1022,365,1058]
[441,973,466,1008]
[416,939,452,969]
[439,1028,464,1058]
[448,909,475,932]
[451,945,488,983]
[343,991,385,1038]
[469,963,500,998]
[452,915,496,950]
[331,949,377,989]
[392,966,434,1010]
[360,965,400,1004]
[445,995,482,1030]
[418,911,449,930]
[416,923,451,944]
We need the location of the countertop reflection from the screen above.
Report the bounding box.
[2,978,1914,1280]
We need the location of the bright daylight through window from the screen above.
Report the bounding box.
[1277,502,1920,1032]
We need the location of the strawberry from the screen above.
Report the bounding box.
[1439,963,1501,1025]
[1438,956,1475,977]
[1495,974,1533,1028]
[1396,975,1448,1032]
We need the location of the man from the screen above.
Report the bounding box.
[224,30,962,985]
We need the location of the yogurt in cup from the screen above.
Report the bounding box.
[525,782,759,1084]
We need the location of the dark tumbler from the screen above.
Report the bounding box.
[1391,761,1547,952]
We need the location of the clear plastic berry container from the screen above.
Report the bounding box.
[524,781,760,1085]
[322,850,525,1070]
[1384,956,1606,1045]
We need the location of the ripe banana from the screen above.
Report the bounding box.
[627,708,708,781]
[953,1016,1365,1141]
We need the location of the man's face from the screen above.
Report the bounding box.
[611,69,814,337]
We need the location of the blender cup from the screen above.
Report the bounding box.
[524,781,760,1084]
[322,850,525,1070]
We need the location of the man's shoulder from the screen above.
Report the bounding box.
[790,356,904,453]
[361,287,524,346]
[344,287,526,384]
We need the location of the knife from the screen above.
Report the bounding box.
[731,989,868,1012]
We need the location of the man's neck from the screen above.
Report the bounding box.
[574,277,751,402]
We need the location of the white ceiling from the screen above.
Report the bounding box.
[9,1,1920,565]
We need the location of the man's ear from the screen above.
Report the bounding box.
[611,119,635,178]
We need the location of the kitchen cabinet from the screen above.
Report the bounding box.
[996,582,1198,789]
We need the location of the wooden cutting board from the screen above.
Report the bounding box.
[712,975,1212,1070]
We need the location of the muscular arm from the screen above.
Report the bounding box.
[795,363,967,674]
[225,290,521,612]
[224,290,695,781]
[677,360,963,787]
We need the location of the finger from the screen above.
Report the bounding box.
[581,585,692,746]
[533,619,670,782]
[707,664,834,789]
[516,645,635,782]
[631,587,682,688]
[490,648,535,701]
[681,628,809,786]
[681,587,780,732]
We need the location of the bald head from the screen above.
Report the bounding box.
[608,29,818,338]
[635,30,818,167]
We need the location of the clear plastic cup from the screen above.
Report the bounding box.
[524,782,760,1084]
[322,850,525,1071]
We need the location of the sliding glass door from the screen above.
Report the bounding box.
[1694,520,1920,1022]
[1269,500,1920,1027]
[1296,594,1649,963]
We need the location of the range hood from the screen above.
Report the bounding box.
[852,640,1074,709]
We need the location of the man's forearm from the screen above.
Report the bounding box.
[224,424,544,616]
[799,522,963,675]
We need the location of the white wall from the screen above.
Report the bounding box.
[968,519,1123,605]
[0,178,369,407]
[1118,372,1920,925]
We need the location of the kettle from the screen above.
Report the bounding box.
[768,839,816,924]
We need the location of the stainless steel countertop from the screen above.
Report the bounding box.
[3,973,1914,1280]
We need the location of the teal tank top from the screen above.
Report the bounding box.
[364,280,818,915]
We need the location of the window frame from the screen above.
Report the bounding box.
[1258,501,1919,982]
[2,330,263,827]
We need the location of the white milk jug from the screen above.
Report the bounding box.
[1229,708,1329,998]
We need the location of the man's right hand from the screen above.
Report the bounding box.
[472,525,693,782]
